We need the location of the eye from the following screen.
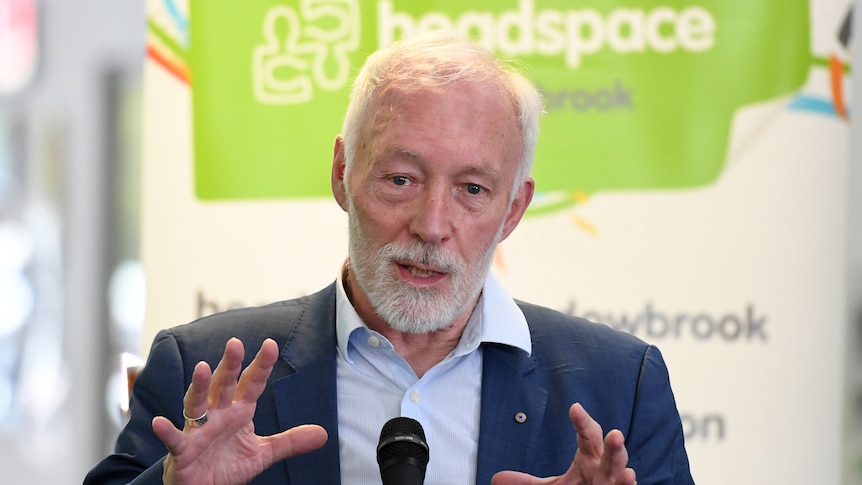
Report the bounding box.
[391,175,410,186]
[466,183,484,195]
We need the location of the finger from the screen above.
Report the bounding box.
[182,361,212,421]
[621,468,637,485]
[570,403,605,459]
[265,424,328,464]
[209,338,246,409]
[599,429,630,479]
[153,415,185,455]
[235,339,279,404]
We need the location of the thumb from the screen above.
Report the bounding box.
[492,470,550,485]
[153,416,185,454]
[266,424,328,462]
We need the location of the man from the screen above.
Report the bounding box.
[86,31,693,485]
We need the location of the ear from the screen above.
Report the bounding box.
[331,135,349,212]
[499,177,535,242]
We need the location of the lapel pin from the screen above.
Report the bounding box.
[514,412,527,423]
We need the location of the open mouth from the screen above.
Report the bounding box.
[397,261,447,279]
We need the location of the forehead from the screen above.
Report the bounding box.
[363,80,522,167]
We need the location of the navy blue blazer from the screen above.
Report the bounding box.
[85,283,693,484]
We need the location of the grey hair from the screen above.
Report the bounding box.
[340,30,543,195]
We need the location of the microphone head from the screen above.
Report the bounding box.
[377,416,430,473]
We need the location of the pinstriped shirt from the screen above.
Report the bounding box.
[334,271,531,484]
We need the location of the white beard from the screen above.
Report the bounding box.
[346,205,502,334]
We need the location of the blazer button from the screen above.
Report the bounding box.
[514,412,527,423]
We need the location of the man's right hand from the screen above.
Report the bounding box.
[151,338,328,485]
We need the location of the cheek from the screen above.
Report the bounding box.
[351,197,404,240]
[460,217,506,253]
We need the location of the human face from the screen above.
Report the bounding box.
[332,81,534,334]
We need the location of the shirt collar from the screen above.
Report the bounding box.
[335,264,532,362]
[479,270,532,355]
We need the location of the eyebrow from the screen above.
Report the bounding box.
[376,145,423,163]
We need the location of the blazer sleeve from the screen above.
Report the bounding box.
[84,330,189,485]
[625,345,694,485]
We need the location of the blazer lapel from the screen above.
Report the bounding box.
[272,356,340,484]
[271,285,342,484]
[476,344,547,484]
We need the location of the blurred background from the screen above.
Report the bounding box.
[0,0,144,482]
[0,0,859,483]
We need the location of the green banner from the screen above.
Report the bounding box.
[189,0,810,203]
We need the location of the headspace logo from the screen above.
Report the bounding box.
[379,0,716,69]
[252,0,360,104]
[252,0,716,104]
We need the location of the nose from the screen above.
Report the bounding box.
[409,188,453,245]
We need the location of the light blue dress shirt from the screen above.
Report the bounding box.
[335,270,532,484]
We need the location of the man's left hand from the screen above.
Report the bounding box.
[491,403,636,485]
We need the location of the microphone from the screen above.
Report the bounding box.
[376,416,430,485]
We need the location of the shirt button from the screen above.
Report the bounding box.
[367,336,380,347]
[409,390,421,403]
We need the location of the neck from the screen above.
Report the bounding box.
[378,324,469,378]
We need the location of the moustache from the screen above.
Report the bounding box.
[379,242,466,275]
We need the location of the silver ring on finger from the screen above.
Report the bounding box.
[183,409,208,427]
